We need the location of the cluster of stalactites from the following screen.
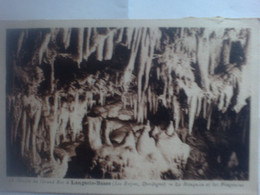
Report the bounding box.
[121,27,251,134]
[8,91,86,163]
[13,27,251,141]
[8,76,121,164]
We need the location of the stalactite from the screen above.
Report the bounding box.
[196,96,202,117]
[203,97,207,119]
[63,28,71,50]
[197,31,210,91]
[50,60,55,93]
[116,28,124,43]
[137,28,148,122]
[218,92,225,111]
[182,29,196,59]
[134,99,137,120]
[173,96,180,131]
[39,33,51,65]
[209,32,222,74]
[96,35,106,61]
[83,28,91,61]
[77,28,84,67]
[233,29,251,113]
[7,27,252,178]
[144,28,161,91]
[50,28,60,42]
[17,31,25,57]
[104,31,114,60]
[222,40,231,65]
[206,104,212,130]
[148,87,152,112]
[122,28,142,91]
[126,28,134,49]
[88,29,99,56]
[156,67,160,80]
[233,65,250,113]
[136,28,161,123]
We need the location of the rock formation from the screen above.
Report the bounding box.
[6,27,250,179]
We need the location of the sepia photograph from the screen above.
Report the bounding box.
[5,24,253,181]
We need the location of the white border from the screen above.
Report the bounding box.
[0,19,259,195]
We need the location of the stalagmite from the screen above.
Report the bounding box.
[39,33,51,64]
[69,91,84,141]
[11,96,22,144]
[49,93,59,160]
[188,96,197,134]
[24,114,31,153]
[87,116,103,151]
[31,107,41,163]
[166,121,175,136]
[137,100,145,123]
[20,110,27,157]
[58,102,70,141]
[156,132,190,178]
[99,91,105,106]
[136,121,154,155]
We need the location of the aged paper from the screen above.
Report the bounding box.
[0,19,259,195]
